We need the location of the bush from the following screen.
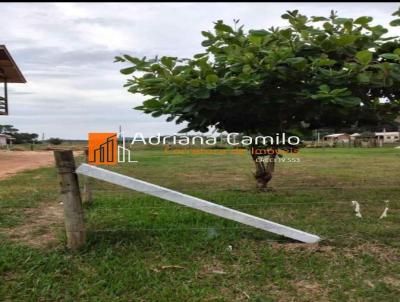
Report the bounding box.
[47,138,63,145]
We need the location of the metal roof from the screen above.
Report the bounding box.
[324,133,347,138]
[375,132,399,136]
[0,45,26,83]
[0,134,13,138]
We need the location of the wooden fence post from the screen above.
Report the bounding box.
[53,150,86,250]
[82,148,92,204]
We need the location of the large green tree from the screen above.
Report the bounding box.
[117,9,400,189]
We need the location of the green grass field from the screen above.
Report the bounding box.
[1,147,399,301]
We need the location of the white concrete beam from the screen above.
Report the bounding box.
[76,164,321,243]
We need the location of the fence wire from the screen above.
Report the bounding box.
[1,201,398,209]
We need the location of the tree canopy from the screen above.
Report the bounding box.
[117,9,400,138]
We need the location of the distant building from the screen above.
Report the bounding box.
[0,134,6,146]
[323,130,399,147]
[350,133,361,141]
[375,131,400,144]
[0,133,14,148]
[323,133,350,145]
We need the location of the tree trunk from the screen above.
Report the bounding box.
[252,153,276,190]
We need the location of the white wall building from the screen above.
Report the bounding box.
[324,133,350,143]
[375,131,400,143]
[0,134,7,146]
[0,133,13,147]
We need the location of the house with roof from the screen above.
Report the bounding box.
[375,130,400,144]
[0,45,26,115]
[324,129,400,147]
[350,133,361,140]
[323,133,351,145]
[0,133,15,148]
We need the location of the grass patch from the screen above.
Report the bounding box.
[1,147,399,301]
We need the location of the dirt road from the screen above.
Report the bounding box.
[0,151,55,180]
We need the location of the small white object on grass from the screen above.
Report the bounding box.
[379,200,390,219]
[352,200,362,218]
[227,245,233,251]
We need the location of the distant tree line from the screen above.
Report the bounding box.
[0,124,63,145]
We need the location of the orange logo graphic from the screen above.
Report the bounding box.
[88,133,118,165]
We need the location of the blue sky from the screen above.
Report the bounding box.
[1,2,399,139]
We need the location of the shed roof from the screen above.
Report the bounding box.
[0,45,26,83]
[324,133,348,138]
[0,134,13,138]
[375,131,399,136]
